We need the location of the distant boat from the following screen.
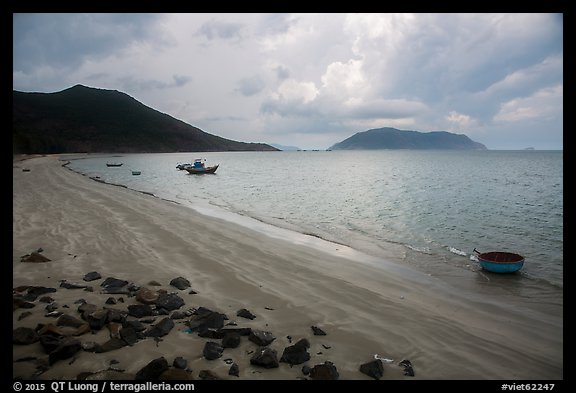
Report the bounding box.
[106,162,123,167]
[132,171,141,175]
[473,249,525,273]
[184,159,219,174]
[176,163,192,170]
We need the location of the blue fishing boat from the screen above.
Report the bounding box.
[473,249,524,273]
[184,159,219,174]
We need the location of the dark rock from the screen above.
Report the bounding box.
[248,329,276,346]
[13,327,39,345]
[159,369,193,380]
[359,359,384,380]
[84,309,109,330]
[309,361,339,380]
[57,314,87,329]
[60,281,88,289]
[128,304,154,318]
[100,277,129,289]
[188,310,227,333]
[48,337,81,365]
[105,297,117,305]
[106,309,128,324]
[301,365,312,376]
[144,317,174,338]
[173,357,187,369]
[81,342,97,352]
[45,311,63,318]
[399,359,415,376]
[78,303,98,316]
[83,271,102,281]
[198,370,220,380]
[24,286,57,301]
[21,252,51,263]
[18,311,33,321]
[135,357,169,380]
[40,334,63,354]
[280,338,311,365]
[148,280,162,286]
[156,293,185,311]
[188,289,198,295]
[222,332,241,348]
[311,325,327,336]
[236,308,256,320]
[39,296,55,303]
[95,337,127,353]
[120,326,139,346]
[219,327,252,336]
[170,311,187,320]
[203,341,224,360]
[123,320,146,332]
[250,347,279,368]
[229,363,240,377]
[45,303,59,312]
[13,298,35,310]
[169,277,191,290]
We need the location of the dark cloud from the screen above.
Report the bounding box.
[117,75,192,92]
[236,76,265,96]
[13,13,162,73]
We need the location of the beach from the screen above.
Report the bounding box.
[13,155,563,380]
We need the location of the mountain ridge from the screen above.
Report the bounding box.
[13,84,278,154]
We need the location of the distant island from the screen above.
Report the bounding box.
[13,85,278,154]
[270,143,301,151]
[329,127,487,150]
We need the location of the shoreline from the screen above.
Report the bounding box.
[13,155,563,380]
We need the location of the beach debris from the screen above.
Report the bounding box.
[20,251,50,263]
[203,341,224,360]
[248,329,276,346]
[169,277,191,290]
[135,357,169,380]
[229,362,240,377]
[309,361,340,380]
[236,308,257,320]
[250,347,280,368]
[311,325,327,336]
[374,354,394,363]
[359,359,384,380]
[280,338,311,365]
[399,359,415,376]
[83,271,102,282]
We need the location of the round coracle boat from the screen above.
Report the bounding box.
[474,249,525,273]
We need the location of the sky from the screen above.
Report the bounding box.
[13,13,563,150]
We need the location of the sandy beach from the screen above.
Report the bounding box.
[13,155,562,380]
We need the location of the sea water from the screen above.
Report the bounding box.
[66,150,563,303]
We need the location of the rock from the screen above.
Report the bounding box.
[309,361,339,380]
[83,272,102,282]
[18,311,32,321]
[123,320,146,332]
[173,357,187,369]
[81,341,98,352]
[359,359,384,380]
[57,314,87,329]
[280,338,311,365]
[159,369,193,380]
[13,327,39,345]
[301,365,312,376]
[188,289,198,295]
[148,280,162,286]
[311,325,327,336]
[188,310,227,333]
[45,303,59,312]
[84,309,109,330]
[156,293,185,311]
[236,308,256,320]
[198,370,220,380]
[39,296,55,303]
[100,277,129,289]
[248,329,276,346]
[399,359,415,376]
[48,337,82,365]
[170,311,187,320]
[108,322,122,339]
[78,303,98,316]
[229,363,240,377]
[13,298,35,310]
[169,277,191,290]
[144,317,175,338]
[222,332,241,348]
[135,357,169,380]
[135,287,159,304]
[250,347,279,368]
[20,252,51,263]
[95,337,127,353]
[23,286,57,301]
[60,281,88,289]
[203,341,224,360]
[120,326,139,346]
[106,309,128,324]
[127,304,154,318]
[105,297,117,305]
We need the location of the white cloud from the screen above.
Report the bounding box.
[494,84,563,122]
[445,111,477,131]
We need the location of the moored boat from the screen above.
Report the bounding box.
[183,159,219,174]
[106,162,123,167]
[132,171,141,175]
[473,249,525,273]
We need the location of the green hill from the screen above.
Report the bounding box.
[13,85,278,154]
[329,127,487,150]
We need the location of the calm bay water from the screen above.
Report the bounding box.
[66,150,563,294]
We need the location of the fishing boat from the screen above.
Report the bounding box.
[184,159,219,174]
[132,171,141,175]
[106,162,123,167]
[176,163,192,170]
[473,248,524,273]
